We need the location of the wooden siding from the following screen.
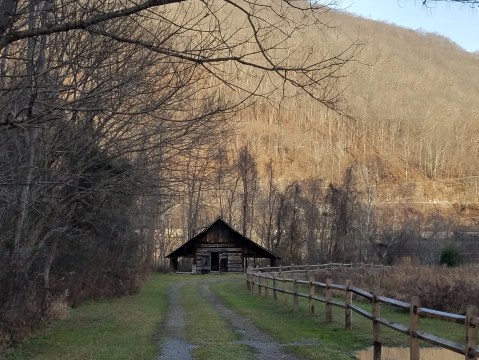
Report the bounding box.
[195,243,244,273]
[167,218,279,273]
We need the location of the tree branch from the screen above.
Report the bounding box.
[0,0,187,49]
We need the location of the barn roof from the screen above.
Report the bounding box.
[165,217,280,260]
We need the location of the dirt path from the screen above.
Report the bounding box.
[199,283,299,360]
[157,281,196,360]
[157,278,300,360]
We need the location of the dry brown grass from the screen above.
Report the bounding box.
[46,297,70,321]
[314,261,479,314]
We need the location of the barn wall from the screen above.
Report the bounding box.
[167,219,277,274]
[195,243,244,274]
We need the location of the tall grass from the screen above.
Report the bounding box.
[313,262,479,313]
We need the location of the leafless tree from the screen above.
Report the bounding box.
[301,178,326,263]
[0,0,363,347]
[236,145,258,237]
[1,0,362,129]
[255,160,279,250]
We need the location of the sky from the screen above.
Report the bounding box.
[342,1,479,52]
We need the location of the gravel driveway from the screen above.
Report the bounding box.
[157,277,300,360]
[157,281,197,360]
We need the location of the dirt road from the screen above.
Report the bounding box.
[157,277,299,360]
[157,281,197,360]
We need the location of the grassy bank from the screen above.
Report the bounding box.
[210,276,466,360]
[3,274,467,360]
[4,274,178,360]
[211,277,372,360]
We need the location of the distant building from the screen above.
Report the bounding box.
[166,217,280,273]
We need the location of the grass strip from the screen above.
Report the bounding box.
[5,273,177,360]
[180,280,254,360]
[210,275,466,360]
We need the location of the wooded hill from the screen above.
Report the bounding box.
[163,5,479,271]
[0,0,477,351]
[235,9,479,222]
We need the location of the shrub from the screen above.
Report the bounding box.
[313,264,479,313]
[440,244,462,267]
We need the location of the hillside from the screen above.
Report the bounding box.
[234,9,479,225]
[4,0,478,351]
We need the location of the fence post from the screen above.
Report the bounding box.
[309,278,315,314]
[345,279,352,330]
[283,275,288,306]
[258,272,262,296]
[292,263,295,280]
[466,305,478,360]
[409,296,420,360]
[293,278,299,312]
[265,268,269,297]
[272,273,277,301]
[279,264,282,277]
[251,271,256,293]
[306,264,309,280]
[249,268,254,292]
[325,278,332,322]
[372,294,381,360]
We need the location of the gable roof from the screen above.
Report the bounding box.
[165,217,280,260]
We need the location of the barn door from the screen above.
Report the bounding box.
[210,252,219,272]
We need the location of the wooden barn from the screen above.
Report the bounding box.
[166,217,280,274]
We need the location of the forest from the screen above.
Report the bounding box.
[0,0,478,351]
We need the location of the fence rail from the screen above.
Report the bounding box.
[245,263,478,360]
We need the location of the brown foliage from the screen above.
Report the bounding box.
[239,9,479,203]
[314,262,479,313]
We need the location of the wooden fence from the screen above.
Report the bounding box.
[245,263,478,360]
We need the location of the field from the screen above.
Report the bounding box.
[3,272,469,360]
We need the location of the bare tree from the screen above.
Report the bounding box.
[325,166,361,261]
[236,145,258,237]
[301,178,326,263]
[0,0,229,344]
[0,0,363,347]
[1,0,362,130]
[213,146,233,219]
[255,160,279,250]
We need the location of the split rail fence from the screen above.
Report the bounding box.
[245,263,478,360]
